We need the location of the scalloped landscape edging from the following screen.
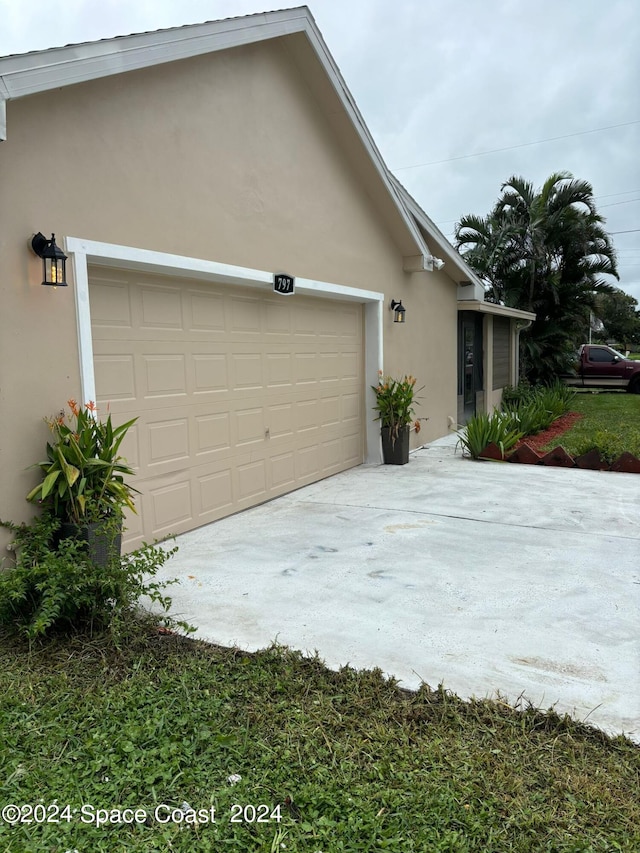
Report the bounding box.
[478,442,640,473]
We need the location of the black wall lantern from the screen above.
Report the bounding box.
[390,299,406,323]
[31,232,68,287]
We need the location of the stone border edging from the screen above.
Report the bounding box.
[478,442,640,473]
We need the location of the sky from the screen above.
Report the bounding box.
[2,0,639,304]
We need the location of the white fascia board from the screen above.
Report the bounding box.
[0,9,310,100]
[457,299,536,321]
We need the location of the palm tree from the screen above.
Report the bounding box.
[455,172,618,383]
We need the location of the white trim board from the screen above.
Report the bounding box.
[65,236,384,465]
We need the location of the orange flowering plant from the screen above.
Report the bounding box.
[371,371,424,442]
[26,400,138,524]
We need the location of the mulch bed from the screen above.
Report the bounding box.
[512,411,583,453]
[482,411,639,473]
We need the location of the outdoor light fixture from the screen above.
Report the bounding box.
[31,232,68,287]
[390,299,406,323]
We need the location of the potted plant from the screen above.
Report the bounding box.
[26,400,138,565]
[371,372,424,464]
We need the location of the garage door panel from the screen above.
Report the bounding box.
[343,433,363,466]
[294,352,318,384]
[296,398,320,432]
[90,278,133,328]
[319,352,340,382]
[93,353,137,402]
[321,438,342,471]
[149,477,193,534]
[232,353,263,389]
[90,267,363,546]
[188,291,226,332]
[143,354,188,398]
[296,445,320,479]
[231,296,262,333]
[236,458,268,501]
[236,407,266,446]
[195,412,231,455]
[293,305,317,337]
[197,469,234,519]
[341,351,360,380]
[341,392,360,422]
[266,403,294,440]
[147,418,190,467]
[270,452,296,489]
[265,302,292,335]
[193,354,229,393]
[266,352,293,387]
[119,424,140,470]
[320,396,340,427]
[139,285,184,330]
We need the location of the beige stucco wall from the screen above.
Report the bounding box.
[0,37,457,536]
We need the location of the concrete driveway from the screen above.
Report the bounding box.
[159,435,640,742]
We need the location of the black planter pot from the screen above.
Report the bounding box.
[381,425,410,465]
[57,520,122,567]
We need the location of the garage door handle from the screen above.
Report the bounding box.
[265,427,270,438]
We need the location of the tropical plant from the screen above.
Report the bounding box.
[459,381,575,459]
[456,412,523,459]
[26,400,138,524]
[501,382,576,436]
[371,372,423,441]
[0,511,188,639]
[455,172,619,384]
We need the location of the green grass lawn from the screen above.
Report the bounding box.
[1,624,638,852]
[541,391,640,458]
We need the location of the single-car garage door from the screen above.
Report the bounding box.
[89,267,364,548]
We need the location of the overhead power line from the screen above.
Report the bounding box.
[596,189,640,200]
[599,198,640,209]
[392,120,640,171]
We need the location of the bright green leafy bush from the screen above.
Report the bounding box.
[0,511,188,639]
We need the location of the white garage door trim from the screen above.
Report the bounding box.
[65,236,384,465]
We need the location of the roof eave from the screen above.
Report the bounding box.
[457,300,536,321]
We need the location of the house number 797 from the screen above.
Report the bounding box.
[273,274,295,295]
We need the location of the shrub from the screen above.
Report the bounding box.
[535,381,576,418]
[573,429,640,464]
[459,382,577,460]
[501,381,535,407]
[501,381,576,437]
[456,412,523,459]
[0,511,190,639]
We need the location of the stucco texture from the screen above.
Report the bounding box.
[0,36,457,536]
